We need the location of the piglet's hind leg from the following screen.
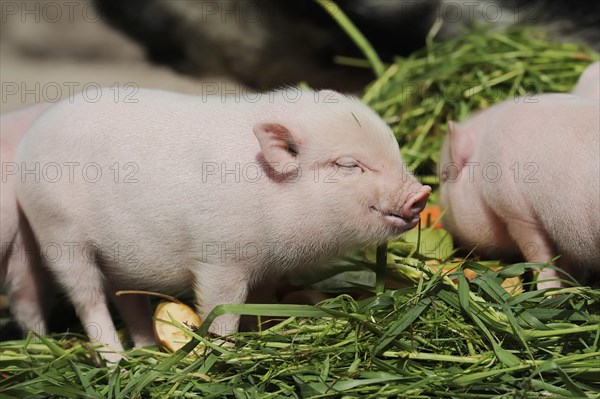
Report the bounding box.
[507,219,561,290]
[45,238,124,361]
[6,227,51,336]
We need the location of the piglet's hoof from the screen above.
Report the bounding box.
[280,290,332,305]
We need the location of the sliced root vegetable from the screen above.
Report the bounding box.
[429,263,523,295]
[420,205,443,229]
[501,276,524,295]
[154,301,202,352]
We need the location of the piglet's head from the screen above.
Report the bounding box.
[253,89,430,248]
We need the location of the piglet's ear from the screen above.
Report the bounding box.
[253,122,299,174]
[448,121,474,168]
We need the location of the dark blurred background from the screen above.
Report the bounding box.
[93,0,600,89]
[1,0,599,108]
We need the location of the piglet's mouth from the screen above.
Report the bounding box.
[370,206,420,229]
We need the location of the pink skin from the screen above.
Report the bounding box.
[572,61,600,100]
[15,88,429,360]
[440,94,600,290]
[1,103,53,335]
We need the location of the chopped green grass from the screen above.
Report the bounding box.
[2,23,599,399]
[2,261,599,398]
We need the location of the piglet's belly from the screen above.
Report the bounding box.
[98,252,195,294]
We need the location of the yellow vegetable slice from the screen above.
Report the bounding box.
[154,301,202,352]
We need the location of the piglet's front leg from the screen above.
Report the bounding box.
[193,264,250,336]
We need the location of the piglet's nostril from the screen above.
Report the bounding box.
[402,186,431,220]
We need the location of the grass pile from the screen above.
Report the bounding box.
[362,25,597,183]
[2,263,599,398]
[2,22,600,399]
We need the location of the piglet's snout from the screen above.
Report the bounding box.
[401,185,431,221]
